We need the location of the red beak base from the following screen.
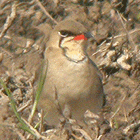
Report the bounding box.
[73,34,87,41]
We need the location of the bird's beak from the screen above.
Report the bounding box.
[84,31,94,39]
[73,32,93,41]
[73,34,87,40]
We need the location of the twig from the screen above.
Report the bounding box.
[28,60,47,124]
[22,118,48,140]
[0,122,16,127]
[17,100,32,112]
[14,128,26,140]
[0,89,9,101]
[35,0,58,24]
[92,40,107,56]
[39,109,44,133]
[54,86,64,117]
[123,120,140,134]
[116,10,138,53]
[0,47,15,58]
[110,93,127,128]
[107,28,140,40]
[93,28,140,56]
[72,128,92,140]
[97,135,103,140]
[0,2,17,40]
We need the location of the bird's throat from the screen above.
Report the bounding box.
[60,37,87,63]
[64,49,86,63]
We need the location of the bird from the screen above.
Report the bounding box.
[38,19,104,127]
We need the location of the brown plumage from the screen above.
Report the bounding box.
[39,19,104,126]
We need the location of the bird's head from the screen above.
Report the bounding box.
[48,19,92,63]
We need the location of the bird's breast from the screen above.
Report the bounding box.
[44,55,99,102]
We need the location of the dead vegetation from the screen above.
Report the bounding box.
[0,0,140,139]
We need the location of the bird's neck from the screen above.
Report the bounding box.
[63,49,87,63]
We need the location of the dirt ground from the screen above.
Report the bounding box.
[0,0,140,140]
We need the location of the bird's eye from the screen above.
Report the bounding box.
[58,30,74,38]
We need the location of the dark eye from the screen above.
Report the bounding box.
[58,30,74,37]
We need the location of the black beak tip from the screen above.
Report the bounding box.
[85,31,94,39]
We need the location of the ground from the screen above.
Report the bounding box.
[0,0,140,140]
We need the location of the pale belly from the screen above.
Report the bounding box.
[39,57,103,126]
